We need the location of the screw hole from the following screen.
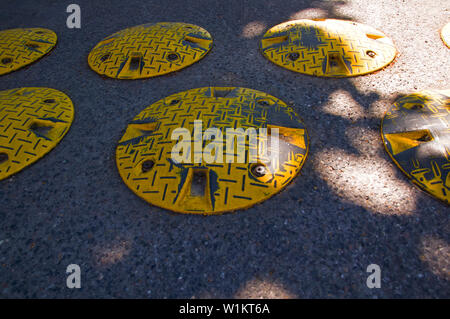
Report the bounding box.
[100,53,111,62]
[142,160,154,173]
[257,100,270,106]
[251,163,267,178]
[1,58,12,64]
[43,99,55,104]
[0,153,8,164]
[410,104,424,110]
[288,52,299,61]
[170,99,180,105]
[366,50,376,58]
[167,53,179,62]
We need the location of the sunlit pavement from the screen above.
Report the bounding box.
[0,0,448,298]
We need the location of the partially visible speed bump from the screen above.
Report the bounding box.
[0,28,57,76]
[0,88,74,180]
[381,90,450,204]
[88,22,213,79]
[116,87,309,214]
[260,19,397,77]
[441,22,450,48]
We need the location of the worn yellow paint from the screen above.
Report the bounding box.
[0,28,57,76]
[384,130,434,156]
[0,88,74,180]
[268,125,306,149]
[88,22,213,79]
[116,87,309,214]
[381,90,450,204]
[260,19,397,77]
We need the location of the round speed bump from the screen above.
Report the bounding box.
[0,28,57,76]
[260,19,397,77]
[441,22,450,48]
[381,90,450,204]
[0,88,74,180]
[116,87,309,214]
[88,22,213,79]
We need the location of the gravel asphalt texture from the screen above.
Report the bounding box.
[0,0,449,298]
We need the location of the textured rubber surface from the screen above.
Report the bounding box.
[260,19,397,77]
[116,87,308,214]
[88,22,213,79]
[0,88,74,180]
[441,22,450,48]
[381,90,450,204]
[0,28,57,76]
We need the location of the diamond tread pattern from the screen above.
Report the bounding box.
[88,22,213,79]
[261,19,397,77]
[0,28,57,76]
[116,87,309,214]
[0,88,74,180]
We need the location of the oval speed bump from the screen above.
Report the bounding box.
[441,22,450,48]
[0,28,57,76]
[260,19,397,77]
[88,22,213,79]
[0,88,74,180]
[381,90,450,204]
[116,87,309,214]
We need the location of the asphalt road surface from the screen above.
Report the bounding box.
[0,0,449,298]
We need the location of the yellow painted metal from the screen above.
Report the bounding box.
[116,87,309,214]
[441,23,450,48]
[0,88,74,180]
[381,90,450,204]
[260,19,397,77]
[0,28,57,76]
[88,22,213,79]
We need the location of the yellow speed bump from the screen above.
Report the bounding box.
[116,87,309,214]
[0,88,74,180]
[260,19,397,77]
[88,22,213,79]
[381,90,450,204]
[441,23,450,48]
[0,28,57,76]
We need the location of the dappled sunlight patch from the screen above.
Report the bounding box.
[289,8,327,20]
[313,148,417,215]
[321,90,365,121]
[234,278,296,299]
[93,239,132,266]
[241,21,266,38]
[420,235,450,280]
